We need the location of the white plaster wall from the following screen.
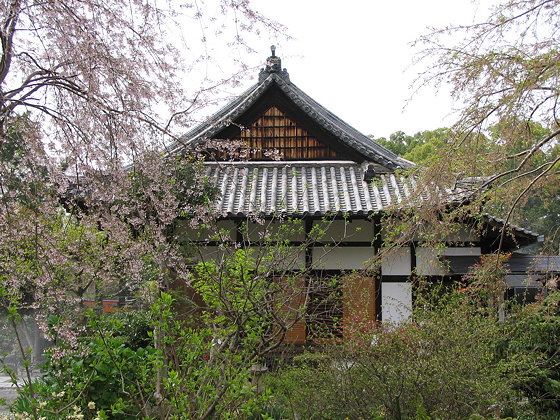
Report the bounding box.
[189,245,306,270]
[506,274,540,288]
[311,246,375,270]
[311,219,374,243]
[416,247,481,276]
[189,246,227,264]
[444,227,480,242]
[382,282,412,325]
[411,223,480,242]
[255,246,306,270]
[441,247,482,256]
[246,220,305,242]
[178,220,237,242]
[381,247,411,276]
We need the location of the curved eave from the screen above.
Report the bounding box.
[482,214,541,246]
[279,77,413,171]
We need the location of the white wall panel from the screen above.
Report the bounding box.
[246,220,305,242]
[381,247,411,276]
[178,220,237,242]
[444,227,480,242]
[188,245,306,271]
[506,274,540,288]
[258,247,306,270]
[382,282,412,325]
[311,247,375,270]
[411,223,480,242]
[311,219,374,243]
[190,246,227,264]
[416,247,481,276]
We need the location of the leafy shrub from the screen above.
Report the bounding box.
[11,294,266,419]
[104,309,152,350]
[266,289,519,419]
[12,314,156,418]
[498,291,560,414]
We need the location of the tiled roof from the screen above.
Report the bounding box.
[204,161,541,244]
[170,73,413,171]
[482,214,542,241]
[172,50,540,246]
[205,161,413,217]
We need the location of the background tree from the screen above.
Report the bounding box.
[0,0,283,331]
[406,0,560,252]
[0,3,359,417]
[373,125,560,249]
[371,128,450,165]
[0,1,289,416]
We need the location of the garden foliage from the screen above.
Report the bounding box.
[266,278,560,419]
[9,293,267,419]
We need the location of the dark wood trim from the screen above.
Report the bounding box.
[380,275,413,283]
[380,274,464,283]
[305,219,313,269]
[236,220,243,245]
[410,245,417,273]
[411,241,482,248]
[188,240,377,248]
[375,275,382,322]
[423,275,464,282]
[307,269,356,276]
[411,244,417,307]
[372,214,383,249]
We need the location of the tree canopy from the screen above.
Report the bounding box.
[373,125,560,249]
[371,128,450,165]
[0,0,286,368]
[402,0,560,252]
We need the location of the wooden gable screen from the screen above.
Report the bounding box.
[236,106,340,160]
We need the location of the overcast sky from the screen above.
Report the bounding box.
[216,0,494,140]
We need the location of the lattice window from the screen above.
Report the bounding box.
[236,106,340,160]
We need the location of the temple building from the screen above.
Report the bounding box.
[175,47,542,344]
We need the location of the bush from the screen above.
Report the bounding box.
[12,313,157,418]
[266,289,520,419]
[104,309,152,350]
[11,294,266,419]
[498,291,560,414]
[265,350,373,420]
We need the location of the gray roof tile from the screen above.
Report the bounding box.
[205,161,411,217]
[202,161,541,245]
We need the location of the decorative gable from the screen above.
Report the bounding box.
[173,47,413,170]
[236,106,340,160]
